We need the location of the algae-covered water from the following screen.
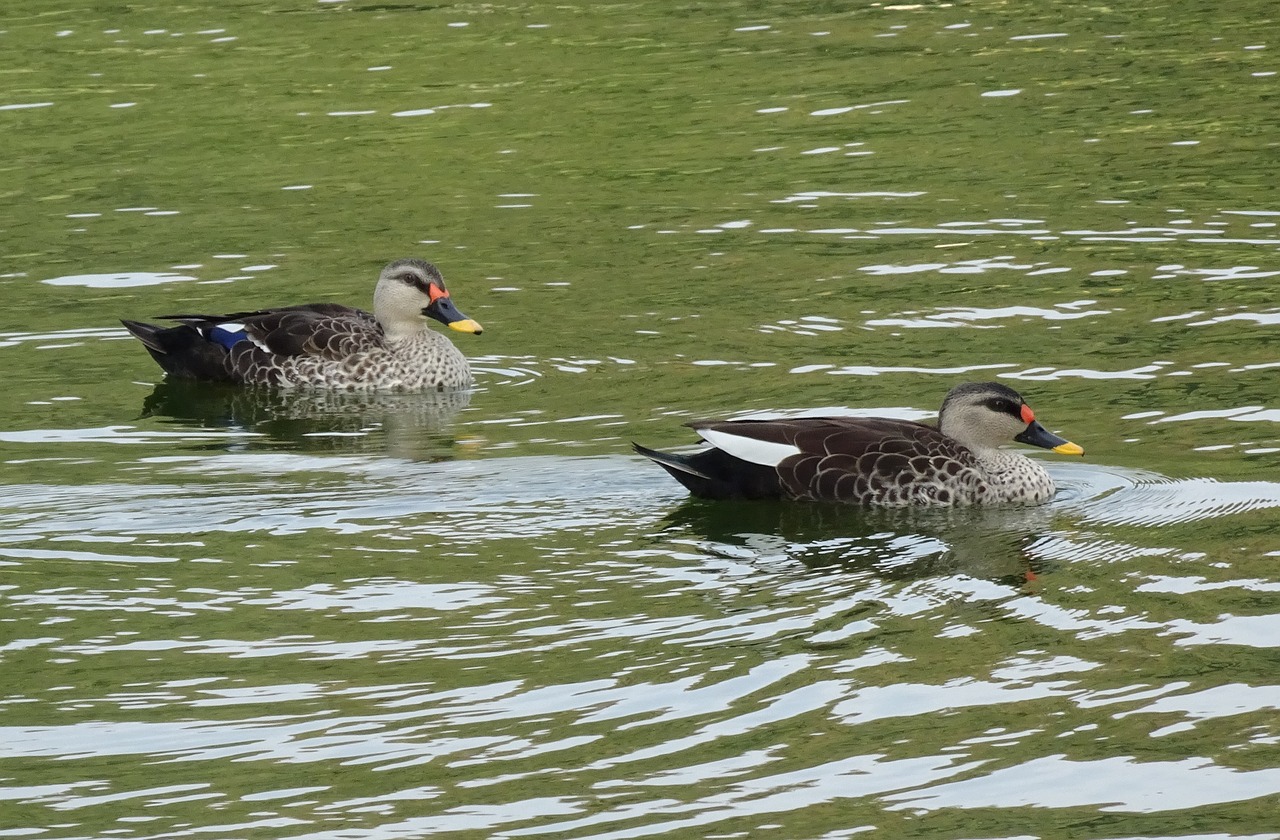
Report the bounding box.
[2,2,1278,837]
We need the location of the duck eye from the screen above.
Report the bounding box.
[400,273,432,294]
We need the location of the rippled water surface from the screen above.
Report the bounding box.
[3,1,1278,838]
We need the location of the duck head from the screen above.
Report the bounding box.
[374,258,483,341]
[939,382,1084,456]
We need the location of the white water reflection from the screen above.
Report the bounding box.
[867,302,1109,328]
[2,449,1278,835]
[1187,308,1280,325]
[0,425,260,444]
[1073,476,1280,525]
[42,272,196,288]
[0,326,131,349]
[885,754,1280,813]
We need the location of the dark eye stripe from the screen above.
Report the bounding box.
[399,272,439,296]
[984,397,1021,417]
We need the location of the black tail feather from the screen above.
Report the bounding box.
[633,442,782,500]
[120,319,235,382]
[120,319,171,353]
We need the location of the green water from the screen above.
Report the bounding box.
[2,1,1278,838]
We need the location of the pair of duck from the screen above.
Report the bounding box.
[123,257,1084,507]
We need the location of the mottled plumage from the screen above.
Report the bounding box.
[635,382,1084,507]
[122,258,482,391]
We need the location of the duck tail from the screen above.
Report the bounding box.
[120,319,172,354]
[633,442,711,478]
[633,442,782,500]
[120,319,236,382]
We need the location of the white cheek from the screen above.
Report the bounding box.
[697,428,802,467]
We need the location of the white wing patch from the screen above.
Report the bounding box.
[697,427,802,467]
[220,324,271,352]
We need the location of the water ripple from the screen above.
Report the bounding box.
[1074,476,1280,525]
[883,754,1280,813]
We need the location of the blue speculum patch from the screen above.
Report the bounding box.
[208,325,248,350]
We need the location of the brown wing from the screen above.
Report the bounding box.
[241,306,383,360]
[689,416,986,504]
[160,304,382,361]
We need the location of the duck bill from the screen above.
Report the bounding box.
[447,318,483,335]
[1015,420,1084,456]
[424,297,483,335]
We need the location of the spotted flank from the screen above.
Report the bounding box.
[634,382,1084,507]
[121,258,483,391]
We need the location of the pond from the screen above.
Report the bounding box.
[2,1,1278,838]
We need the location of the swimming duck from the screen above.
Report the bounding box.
[121,258,482,390]
[634,382,1083,506]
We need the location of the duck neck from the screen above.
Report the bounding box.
[372,280,431,344]
[380,316,429,345]
[972,446,1024,473]
[973,446,1053,503]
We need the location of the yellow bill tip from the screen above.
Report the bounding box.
[1052,441,1085,456]
[448,319,483,335]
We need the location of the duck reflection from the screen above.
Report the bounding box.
[138,379,473,460]
[659,498,1060,587]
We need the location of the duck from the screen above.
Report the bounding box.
[634,382,1084,506]
[121,258,482,391]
